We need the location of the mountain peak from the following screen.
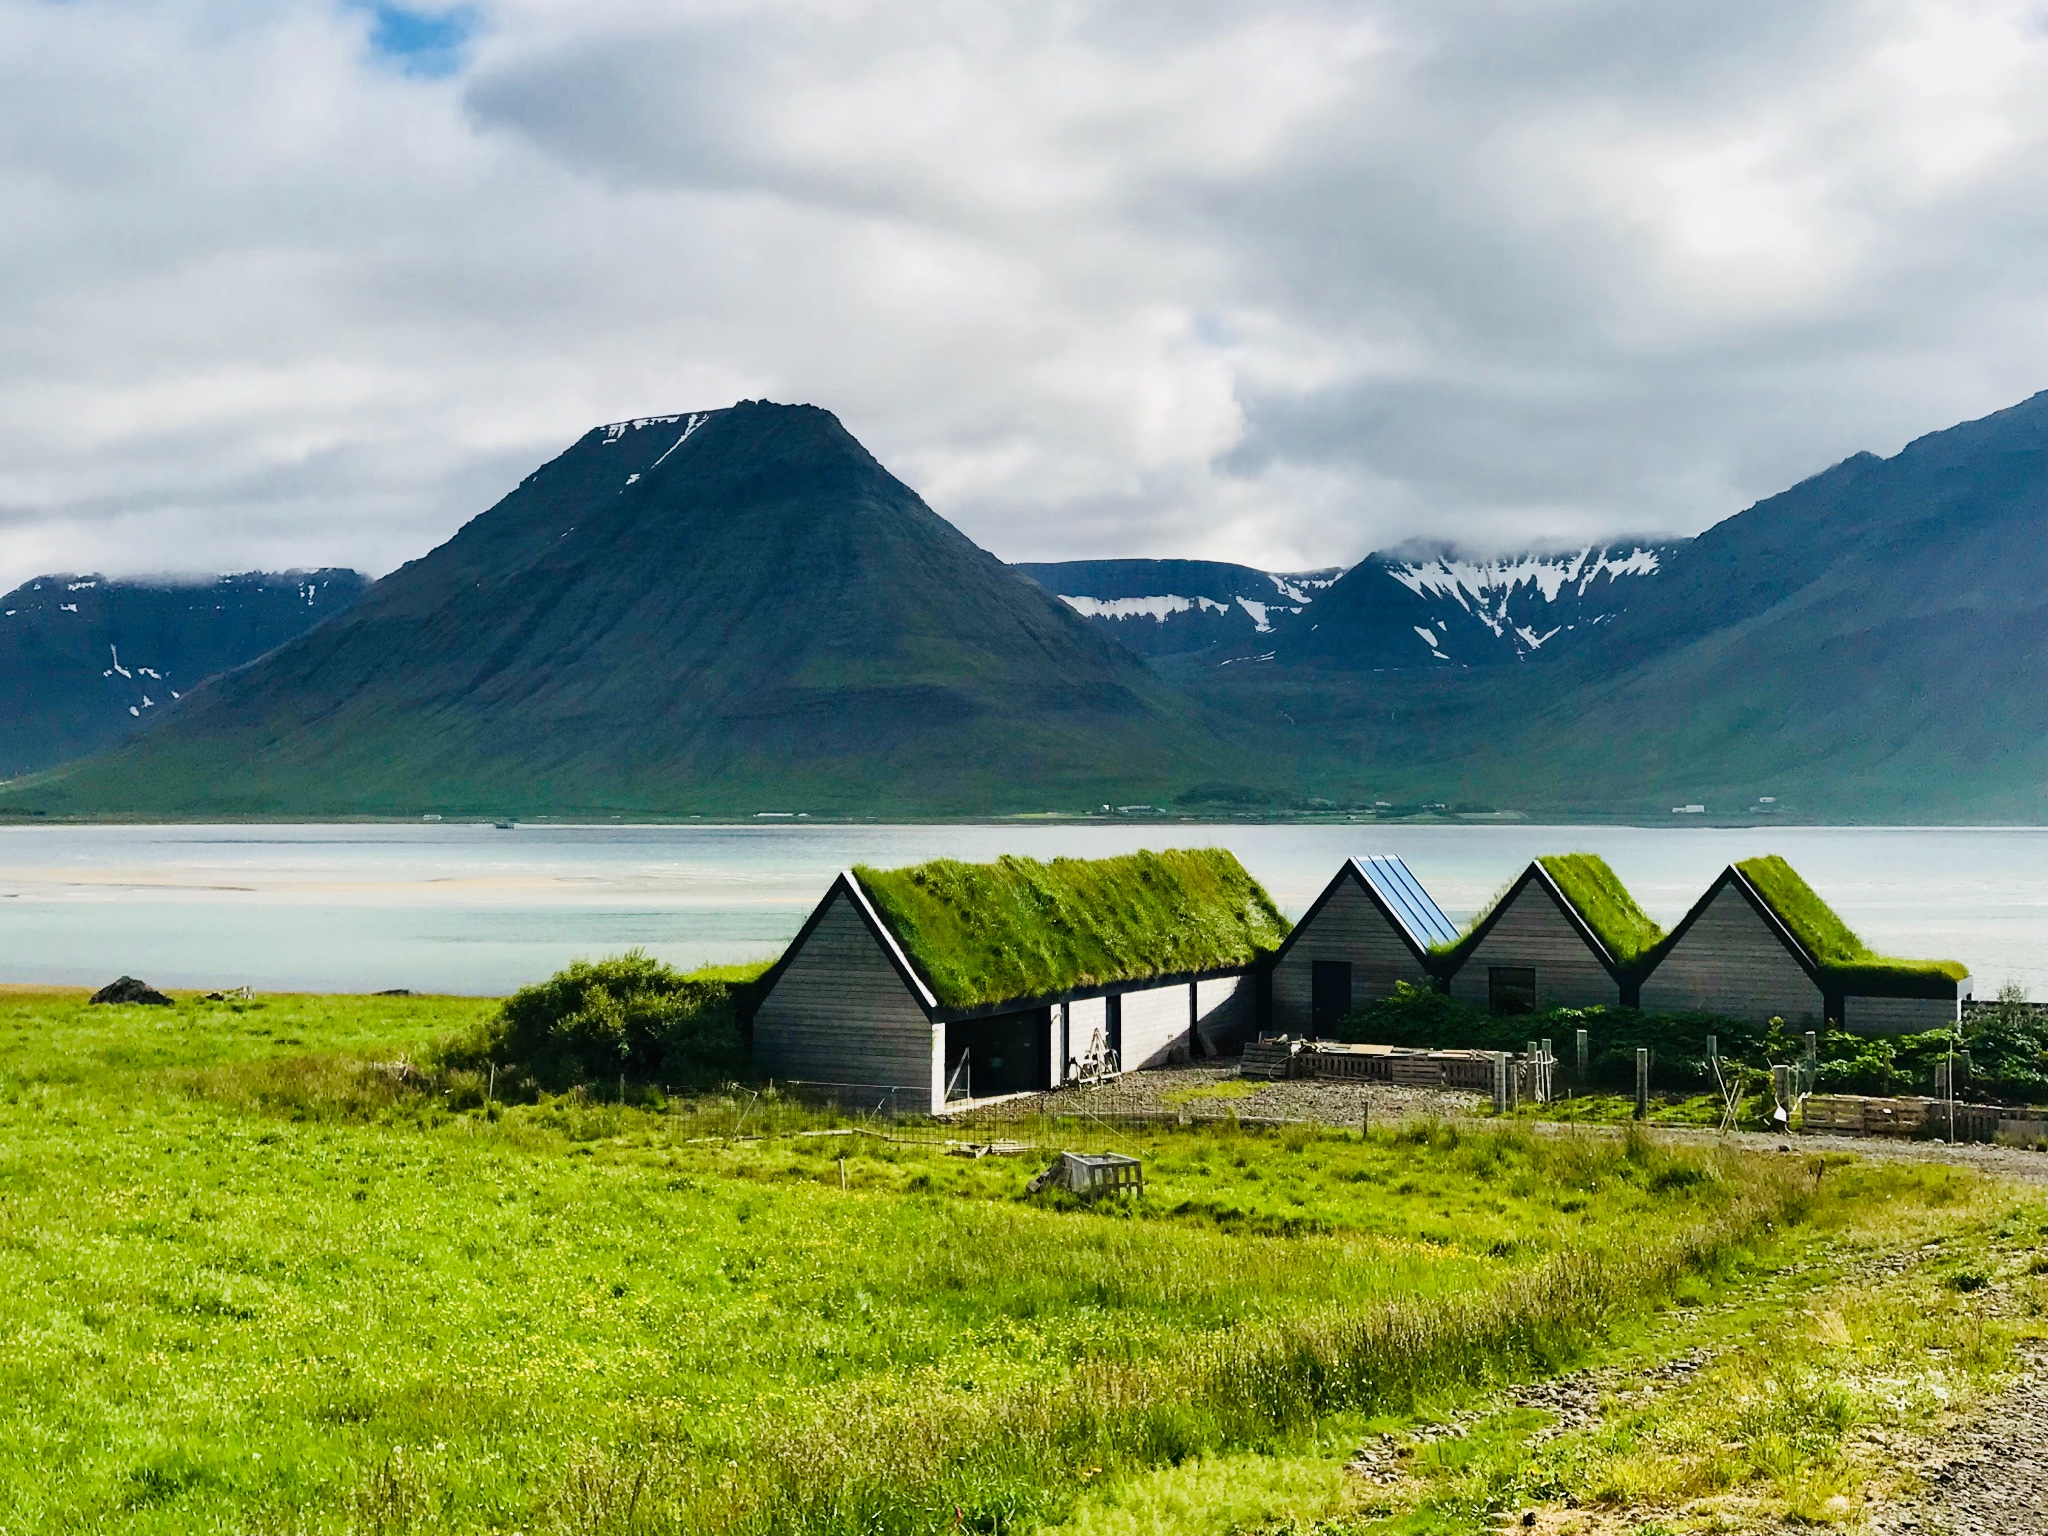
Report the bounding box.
[25,407,1236,815]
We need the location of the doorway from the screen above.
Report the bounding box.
[943,1008,1053,1099]
[1310,960,1353,1037]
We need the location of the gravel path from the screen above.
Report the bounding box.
[957,1062,1481,1126]
[1873,1343,2048,1536]
[1654,1123,2048,1188]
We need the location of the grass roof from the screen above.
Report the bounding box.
[1427,855,1663,972]
[854,848,1290,1011]
[1537,853,1666,967]
[1736,855,1968,985]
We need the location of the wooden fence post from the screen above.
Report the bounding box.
[1635,1048,1650,1121]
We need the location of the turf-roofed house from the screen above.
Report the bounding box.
[748,850,1291,1112]
[1442,855,1665,1013]
[1639,856,1970,1033]
[1267,856,1459,1035]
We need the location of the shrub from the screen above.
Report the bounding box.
[1963,983,2048,1102]
[446,952,766,1092]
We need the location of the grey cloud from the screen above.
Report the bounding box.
[0,0,2044,591]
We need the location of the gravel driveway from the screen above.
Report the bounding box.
[957,1061,1481,1126]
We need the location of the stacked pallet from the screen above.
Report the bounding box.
[1240,1038,1303,1080]
[1802,1095,2039,1143]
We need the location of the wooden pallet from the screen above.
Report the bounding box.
[1240,1039,1302,1080]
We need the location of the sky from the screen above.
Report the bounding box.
[1,0,2045,591]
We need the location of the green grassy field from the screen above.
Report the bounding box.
[0,989,2035,1535]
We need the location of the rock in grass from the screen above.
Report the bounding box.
[90,976,172,1006]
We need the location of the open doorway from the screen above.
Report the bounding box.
[943,1008,1052,1099]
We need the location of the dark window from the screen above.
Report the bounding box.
[1311,960,1353,1037]
[1489,967,1538,1015]
[1105,994,1123,1061]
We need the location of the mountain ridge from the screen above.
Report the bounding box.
[0,569,368,778]
[6,389,2043,822]
[14,402,1246,816]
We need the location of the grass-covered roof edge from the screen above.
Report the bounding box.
[851,848,1291,1012]
[1731,856,1968,987]
[1425,856,1663,978]
[1536,854,1666,969]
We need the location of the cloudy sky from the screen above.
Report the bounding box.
[2,0,2045,590]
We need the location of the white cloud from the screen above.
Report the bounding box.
[0,0,2044,592]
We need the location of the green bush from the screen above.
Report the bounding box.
[446,951,766,1092]
[1964,984,2048,1101]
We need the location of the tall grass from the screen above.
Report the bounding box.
[503,1145,1805,1536]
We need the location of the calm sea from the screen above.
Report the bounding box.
[0,823,2041,997]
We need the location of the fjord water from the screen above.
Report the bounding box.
[0,822,2042,997]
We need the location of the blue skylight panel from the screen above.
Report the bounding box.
[1355,855,1459,948]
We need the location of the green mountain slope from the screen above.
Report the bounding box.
[11,403,1244,817]
[0,570,366,777]
[1178,389,2048,821]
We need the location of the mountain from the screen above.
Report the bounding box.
[1013,559,1340,657]
[1022,544,1680,669]
[1287,542,1684,668]
[1500,389,2048,818]
[1192,389,2048,821]
[9,391,2041,824]
[0,570,367,777]
[13,403,1243,817]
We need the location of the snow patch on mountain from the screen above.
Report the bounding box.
[1389,546,1666,621]
[1059,594,1230,623]
[1383,543,1679,657]
[1268,569,1342,604]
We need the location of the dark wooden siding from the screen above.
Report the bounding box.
[1272,880,1431,1034]
[1638,884,1822,1024]
[1448,883,1618,1009]
[752,891,938,1111]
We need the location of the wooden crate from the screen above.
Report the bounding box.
[1801,1096,1867,1134]
[1307,1051,1389,1082]
[1059,1152,1143,1198]
[1438,1054,1498,1093]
